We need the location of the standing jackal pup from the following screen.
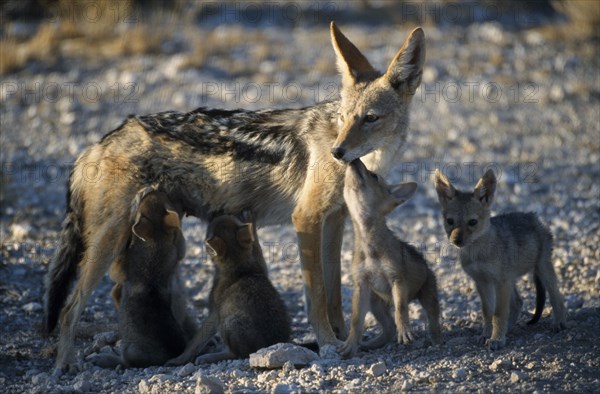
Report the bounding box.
[433,169,567,350]
[168,211,291,365]
[91,189,196,368]
[339,159,442,358]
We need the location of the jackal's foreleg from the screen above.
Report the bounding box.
[322,208,348,340]
[292,208,339,348]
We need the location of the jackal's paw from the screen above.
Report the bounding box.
[86,348,122,369]
[337,340,358,359]
[166,354,190,367]
[485,338,506,350]
[552,320,567,332]
[477,334,490,345]
[397,329,415,345]
[332,322,349,341]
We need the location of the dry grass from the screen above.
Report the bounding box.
[0,0,166,74]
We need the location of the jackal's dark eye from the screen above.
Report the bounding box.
[369,171,378,180]
[468,219,478,226]
[446,218,454,226]
[364,114,379,123]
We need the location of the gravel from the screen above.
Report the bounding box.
[1,2,599,393]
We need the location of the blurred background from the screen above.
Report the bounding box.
[0,2,598,390]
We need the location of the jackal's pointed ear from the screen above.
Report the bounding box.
[236,223,254,248]
[163,209,181,229]
[132,215,152,242]
[384,27,425,95]
[330,21,376,86]
[434,169,456,205]
[205,235,226,257]
[474,169,496,207]
[390,182,418,206]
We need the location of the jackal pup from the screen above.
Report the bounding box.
[433,169,567,350]
[91,188,196,368]
[339,159,442,358]
[168,211,291,365]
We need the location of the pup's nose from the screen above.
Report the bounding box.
[331,147,345,160]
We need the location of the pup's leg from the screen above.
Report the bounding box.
[392,281,414,344]
[475,280,495,345]
[195,348,236,364]
[170,274,197,341]
[361,292,394,350]
[322,208,348,340]
[487,281,511,350]
[418,271,443,344]
[338,279,370,358]
[166,313,218,366]
[536,243,567,331]
[508,285,523,329]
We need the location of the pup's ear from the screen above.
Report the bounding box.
[474,169,496,207]
[132,214,152,242]
[164,209,181,229]
[205,236,226,257]
[236,223,254,248]
[330,21,376,87]
[390,182,418,206]
[434,169,456,205]
[384,27,425,95]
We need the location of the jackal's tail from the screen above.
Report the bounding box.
[527,274,546,325]
[43,187,84,334]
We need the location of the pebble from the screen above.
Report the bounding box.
[22,302,42,313]
[401,380,413,391]
[195,374,224,394]
[319,344,341,360]
[138,379,150,394]
[490,358,511,372]
[453,367,467,380]
[178,363,197,377]
[249,343,319,369]
[510,371,527,383]
[369,361,387,377]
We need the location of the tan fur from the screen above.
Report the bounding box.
[44,22,426,370]
[434,169,567,350]
[339,159,442,358]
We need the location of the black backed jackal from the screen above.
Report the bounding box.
[43,22,426,370]
[434,169,567,350]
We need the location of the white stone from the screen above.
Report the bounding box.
[369,361,386,377]
[195,374,224,394]
[178,363,197,377]
[510,371,526,383]
[249,343,319,369]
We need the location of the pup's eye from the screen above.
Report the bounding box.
[338,113,345,122]
[369,172,378,180]
[468,219,478,226]
[446,218,454,226]
[364,114,379,123]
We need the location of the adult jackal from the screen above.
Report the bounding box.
[44,22,426,370]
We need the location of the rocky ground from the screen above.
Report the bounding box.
[1,1,599,393]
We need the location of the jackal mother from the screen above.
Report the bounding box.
[44,22,426,369]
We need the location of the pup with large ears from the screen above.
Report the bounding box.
[167,211,291,365]
[90,189,196,368]
[433,168,567,350]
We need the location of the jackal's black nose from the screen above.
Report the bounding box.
[331,147,345,160]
